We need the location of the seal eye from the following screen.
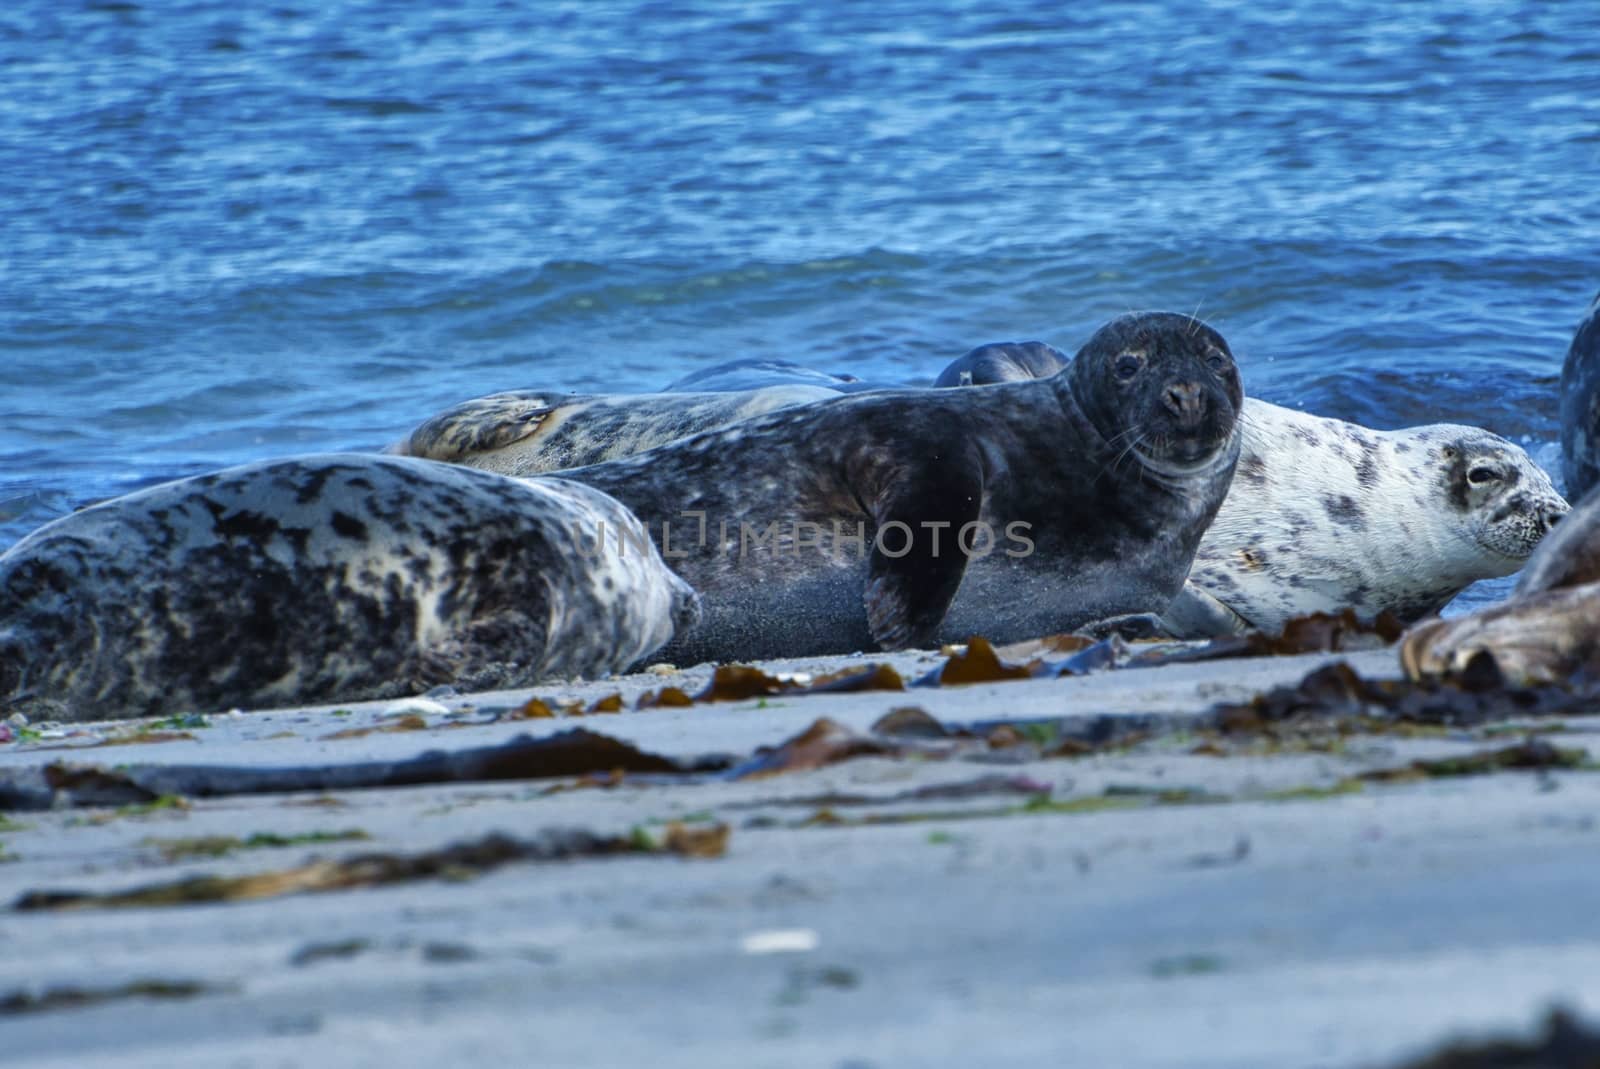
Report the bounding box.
[1467,465,1499,485]
[1204,349,1230,372]
[1113,352,1144,381]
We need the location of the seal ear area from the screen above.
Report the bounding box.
[397,391,561,462]
[861,458,986,651]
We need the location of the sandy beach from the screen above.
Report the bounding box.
[3,642,1598,1068]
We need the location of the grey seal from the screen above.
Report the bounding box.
[392,384,840,476]
[662,358,881,394]
[1401,472,1600,685]
[557,312,1243,663]
[931,342,1567,636]
[1559,291,1600,499]
[0,454,698,720]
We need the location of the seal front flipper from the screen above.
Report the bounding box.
[861,463,985,651]
[396,390,557,462]
[1157,581,1253,639]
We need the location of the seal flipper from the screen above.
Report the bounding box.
[398,391,556,462]
[862,464,985,651]
[1157,581,1253,639]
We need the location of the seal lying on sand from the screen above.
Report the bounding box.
[1401,477,1600,685]
[930,341,1568,634]
[392,384,840,476]
[0,455,698,720]
[1559,291,1600,498]
[556,312,1242,663]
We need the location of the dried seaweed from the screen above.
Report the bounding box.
[730,718,900,779]
[0,729,712,812]
[0,978,225,1016]
[15,823,729,911]
[1359,739,1589,783]
[1209,659,1597,735]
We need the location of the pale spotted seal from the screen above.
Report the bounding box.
[555,312,1243,663]
[0,454,698,720]
[392,385,841,476]
[1559,291,1600,498]
[930,341,1567,636]
[1401,476,1600,685]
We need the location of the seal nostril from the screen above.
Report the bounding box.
[1164,382,1204,421]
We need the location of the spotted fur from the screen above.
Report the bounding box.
[394,386,840,475]
[0,455,698,720]
[1402,485,1600,685]
[1167,401,1568,635]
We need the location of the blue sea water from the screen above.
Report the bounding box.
[3,1,1597,609]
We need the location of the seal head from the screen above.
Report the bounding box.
[1401,482,1600,685]
[1063,313,1241,477]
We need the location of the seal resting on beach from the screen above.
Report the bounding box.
[1559,291,1600,498]
[1401,476,1600,685]
[555,312,1243,663]
[0,455,699,720]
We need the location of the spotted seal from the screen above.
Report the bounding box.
[1401,476,1600,685]
[1559,291,1600,498]
[392,385,841,476]
[555,312,1243,663]
[0,454,698,720]
[929,341,1567,636]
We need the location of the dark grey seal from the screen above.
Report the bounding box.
[1559,292,1600,499]
[0,455,698,721]
[558,312,1243,663]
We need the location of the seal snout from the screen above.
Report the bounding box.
[1542,503,1567,534]
[1162,381,1207,427]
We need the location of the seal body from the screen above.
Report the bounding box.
[930,341,1568,636]
[1171,402,1568,635]
[933,341,1069,387]
[393,385,839,476]
[661,358,880,394]
[1401,483,1600,685]
[559,313,1243,663]
[0,455,698,720]
[1559,292,1600,498]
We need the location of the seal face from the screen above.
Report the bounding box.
[0,455,697,720]
[1559,291,1600,499]
[557,312,1242,663]
[1401,484,1600,685]
[930,341,1569,636]
[393,385,840,476]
